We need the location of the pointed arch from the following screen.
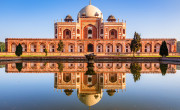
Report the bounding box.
[109,29,117,39]
[106,44,113,53]
[40,43,46,52]
[125,43,131,53]
[21,43,27,52]
[116,43,122,52]
[63,29,71,39]
[97,43,103,53]
[154,43,161,53]
[145,43,152,52]
[11,43,17,52]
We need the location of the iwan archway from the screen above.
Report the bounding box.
[88,44,94,52]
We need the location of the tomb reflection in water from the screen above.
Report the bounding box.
[5,61,177,107]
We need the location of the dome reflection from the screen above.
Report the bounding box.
[5,61,177,108]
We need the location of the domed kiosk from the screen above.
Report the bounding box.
[107,15,116,22]
[64,15,74,22]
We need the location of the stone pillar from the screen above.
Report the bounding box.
[8,42,11,52]
[122,42,125,53]
[8,43,10,52]
[27,43,30,53]
[5,40,9,52]
[57,26,59,39]
[55,42,58,53]
[66,43,69,53]
[103,43,106,53]
[75,42,77,53]
[171,43,173,53]
[36,63,40,70]
[46,42,49,52]
[84,42,86,53]
[121,28,123,39]
[120,42,123,53]
[151,42,154,53]
[119,27,121,40]
[27,63,30,69]
[94,41,97,53]
[152,63,155,71]
[117,28,119,40]
[113,63,115,70]
[37,42,40,52]
[61,29,63,40]
[113,41,116,53]
[141,42,145,53]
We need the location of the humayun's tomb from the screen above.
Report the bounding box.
[5,1,177,56]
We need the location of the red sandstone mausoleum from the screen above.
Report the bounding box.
[5,1,177,56]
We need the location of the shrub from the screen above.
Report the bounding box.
[130,63,142,82]
[44,49,48,56]
[57,40,64,52]
[15,44,23,56]
[130,32,142,57]
[160,63,168,76]
[159,41,169,57]
[16,63,23,72]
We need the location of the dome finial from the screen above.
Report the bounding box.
[89,0,91,5]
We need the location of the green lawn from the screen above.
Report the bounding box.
[120,55,180,57]
[0,55,16,57]
[0,55,46,57]
[0,54,179,58]
[134,55,162,57]
[167,56,180,57]
[21,55,47,57]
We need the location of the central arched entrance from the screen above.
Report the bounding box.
[88,44,94,52]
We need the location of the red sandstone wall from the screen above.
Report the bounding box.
[5,18,177,54]
[5,38,177,54]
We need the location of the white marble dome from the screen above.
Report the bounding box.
[78,5,103,19]
[78,93,103,107]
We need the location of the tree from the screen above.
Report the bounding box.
[177,41,180,53]
[0,65,5,68]
[16,63,23,72]
[57,40,64,52]
[57,63,64,72]
[130,32,142,57]
[15,44,23,56]
[130,63,142,82]
[160,63,168,76]
[44,49,48,56]
[159,41,169,57]
[0,42,5,52]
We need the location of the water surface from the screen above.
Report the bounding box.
[0,61,180,110]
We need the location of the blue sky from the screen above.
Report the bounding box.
[0,0,180,42]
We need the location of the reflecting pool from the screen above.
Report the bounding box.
[0,61,180,110]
